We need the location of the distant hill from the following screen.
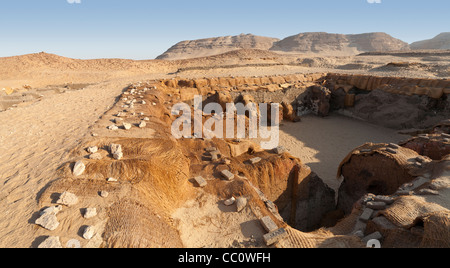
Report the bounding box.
[156,34,280,60]
[411,33,450,50]
[270,32,410,55]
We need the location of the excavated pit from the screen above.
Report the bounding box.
[36,73,449,248]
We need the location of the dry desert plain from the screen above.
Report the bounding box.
[0,48,449,248]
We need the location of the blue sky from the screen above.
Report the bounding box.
[0,0,448,59]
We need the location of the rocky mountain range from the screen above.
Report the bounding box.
[410,33,450,50]
[270,32,409,54]
[156,34,279,60]
[157,32,450,60]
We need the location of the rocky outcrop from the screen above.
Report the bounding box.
[411,33,450,50]
[156,33,280,60]
[158,32,410,60]
[399,134,450,160]
[271,32,409,54]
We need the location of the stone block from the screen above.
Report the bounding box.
[263,228,288,246]
[385,148,397,154]
[260,216,278,233]
[366,201,387,210]
[273,146,287,154]
[359,208,374,223]
[373,195,395,205]
[205,147,217,152]
[220,170,235,181]
[249,157,262,164]
[193,176,207,188]
[388,143,399,149]
[83,226,96,240]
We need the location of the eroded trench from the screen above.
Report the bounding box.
[158,73,449,232]
[37,73,450,247]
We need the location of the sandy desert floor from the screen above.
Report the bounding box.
[0,50,448,247]
[279,115,408,192]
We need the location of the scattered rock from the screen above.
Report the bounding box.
[224,197,236,206]
[113,151,123,160]
[83,208,97,219]
[86,146,98,154]
[362,193,376,204]
[366,201,387,210]
[40,206,62,216]
[110,144,123,160]
[38,236,62,248]
[396,190,413,196]
[107,177,118,182]
[57,191,79,207]
[83,226,96,240]
[123,122,132,130]
[139,121,147,128]
[416,156,426,163]
[210,151,221,161]
[373,195,395,205]
[220,170,235,181]
[110,144,122,154]
[236,197,248,212]
[249,157,262,164]
[99,191,109,198]
[273,146,287,154]
[35,212,60,231]
[108,124,119,131]
[417,189,439,196]
[65,239,81,248]
[193,176,207,188]
[89,153,103,160]
[73,161,86,176]
[115,118,124,124]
